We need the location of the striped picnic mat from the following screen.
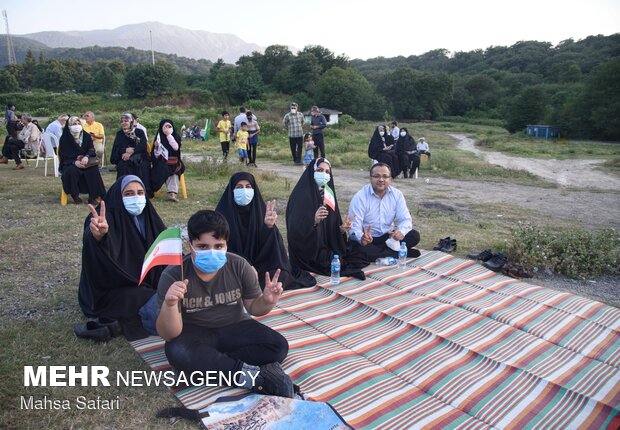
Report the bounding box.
[131,250,620,429]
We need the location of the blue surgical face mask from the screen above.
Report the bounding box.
[233,188,254,206]
[314,171,330,187]
[191,246,227,273]
[123,195,146,215]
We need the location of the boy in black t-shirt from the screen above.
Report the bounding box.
[156,210,294,397]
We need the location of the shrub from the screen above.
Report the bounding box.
[507,223,619,278]
[246,99,268,111]
[259,120,285,136]
[337,114,356,127]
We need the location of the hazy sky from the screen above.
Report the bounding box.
[3,0,619,59]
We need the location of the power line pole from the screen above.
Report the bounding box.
[150,30,154,65]
[2,9,16,65]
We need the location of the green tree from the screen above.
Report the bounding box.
[299,45,348,73]
[464,74,500,110]
[505,86,551,133]
[315,67,378,119]
[578,58,620,140]
[288,52,322,94]
[0,70,19,92]
[94,65,123,93]
[124,62,177,98]
[32,60,72,91]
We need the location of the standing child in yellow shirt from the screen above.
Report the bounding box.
[216,111,232,160]
[236,122,249,166]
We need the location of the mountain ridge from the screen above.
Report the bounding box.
[18,21,264,63]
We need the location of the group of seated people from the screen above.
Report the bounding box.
[44,112,184,204]
[368,124,431,179]
[76,160,421,398]
[1,107,43,170]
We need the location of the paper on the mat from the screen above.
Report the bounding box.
[385,237,401,251]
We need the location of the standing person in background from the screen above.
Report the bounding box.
[132,113,148,143]
[216,111,232,160]
[82,111,105,165]
[245,110,260,167]
[236,122,249,166]
[283,102,305,165]
[45,114,69,146]
[233,107,247,142]
[310,106,327,159]
[4,102,19,140]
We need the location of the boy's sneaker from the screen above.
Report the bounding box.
[467,249,493,262]
[433,237,450,251]
[483,253,507,272]
[253,362,294,398]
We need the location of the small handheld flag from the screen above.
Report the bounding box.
[139,227,183,285]
[323,184,336,211]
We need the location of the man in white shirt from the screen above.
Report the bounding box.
[45,114,68,146]
[348,163,420,260]
[390,121,400,143]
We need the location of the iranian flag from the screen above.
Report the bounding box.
[323,183,336,211]
[138,227,183,285]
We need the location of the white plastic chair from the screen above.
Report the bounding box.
[35,132,59,177]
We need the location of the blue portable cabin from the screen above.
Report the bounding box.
[525,125,561,139]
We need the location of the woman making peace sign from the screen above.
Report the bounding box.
[77,175,167,340]
[216,172,316,290]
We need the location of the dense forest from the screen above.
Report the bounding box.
[0,34,619,140]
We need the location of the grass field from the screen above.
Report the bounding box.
[1,116,618,429]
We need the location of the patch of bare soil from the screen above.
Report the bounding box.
[451,133,620,190]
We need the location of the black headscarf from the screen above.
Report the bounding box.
[216,172,315,290]
[58,116,94,164]
[151,119,185,193]
[368,125,394,159]
[397,127,416,153]
[78,175,167,340]
[286,158,370,278]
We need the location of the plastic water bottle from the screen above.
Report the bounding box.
[330,255,341,285]
[398,242,407,268]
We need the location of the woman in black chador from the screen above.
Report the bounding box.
[77,175,166,340]
[368,124,400,178]
[58,116,106,204]
[151,119,185,202]
[286,158,371,280]
[396,127,420,178]
[110,113,152,194]
[216,172,316,290]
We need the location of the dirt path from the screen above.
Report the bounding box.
[451,133,620,190]
[254,160,620,230]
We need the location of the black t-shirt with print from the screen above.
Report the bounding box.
[157,253,261,328]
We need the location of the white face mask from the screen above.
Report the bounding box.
[233,188,254,206]
[163,125,174,136]
[400,131,406,137]
[70,124,82,134]
[290,108,297,114]
[314,171,330,187]
[379,131,385,137]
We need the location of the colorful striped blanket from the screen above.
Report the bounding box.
[132,251,620,429]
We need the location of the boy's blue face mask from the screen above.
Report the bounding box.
[190,244,227,273]
[123,195,146,215]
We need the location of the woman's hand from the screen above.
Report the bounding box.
[314,205,328,225]
[80,156,89,167]
[264,200,278,228]
[88,200,108,241]
[340,214,353,234]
